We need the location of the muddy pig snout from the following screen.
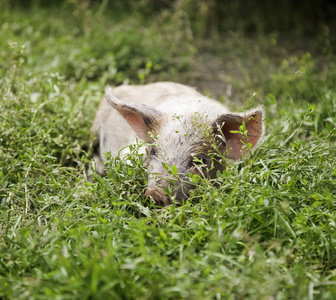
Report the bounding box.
[144,172,171,206]
[144,158,171,206]
[144,187,170,206]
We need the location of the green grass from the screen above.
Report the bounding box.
[1,1,336,299]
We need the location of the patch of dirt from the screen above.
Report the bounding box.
[181,53,242,102]
[176,33,332,105]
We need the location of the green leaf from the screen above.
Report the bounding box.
[171,165,178,177]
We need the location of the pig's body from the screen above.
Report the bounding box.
[91,82,264,205]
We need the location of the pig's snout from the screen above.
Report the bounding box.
[144,187,170,206]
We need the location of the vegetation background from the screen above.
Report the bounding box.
[1,0,336,299]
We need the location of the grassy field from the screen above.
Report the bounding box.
[1,1,336,299]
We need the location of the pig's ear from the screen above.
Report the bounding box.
[212,106,264,160]
[105,85,163,142]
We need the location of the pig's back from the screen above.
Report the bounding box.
[110,81,202,106]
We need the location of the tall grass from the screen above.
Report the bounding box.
[1,1,336,299]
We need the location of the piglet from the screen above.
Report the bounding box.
[91,82,264,206]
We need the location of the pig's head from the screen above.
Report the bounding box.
[105,86,264,206]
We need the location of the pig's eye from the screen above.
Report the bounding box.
[150,148,157,156]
